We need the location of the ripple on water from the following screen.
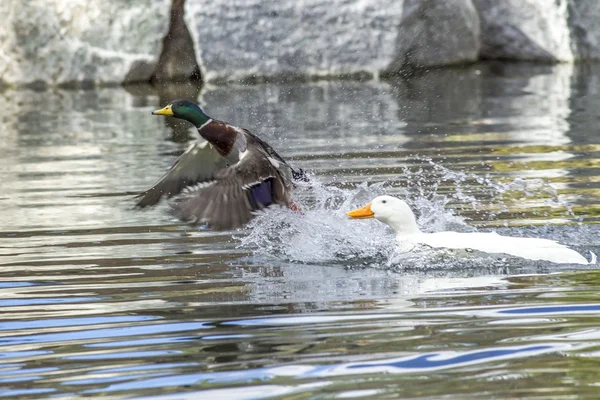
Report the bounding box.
[1,66,600,399]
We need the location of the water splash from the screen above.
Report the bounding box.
[240,179,397,265]
[407,158,580,224]
[239,159,593,269]
[240,173,474,267]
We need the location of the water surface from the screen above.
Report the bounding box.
[1,63,600,399]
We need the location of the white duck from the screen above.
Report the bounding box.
[347,195,595,265]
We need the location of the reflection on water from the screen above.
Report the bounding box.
[1,63,600,398]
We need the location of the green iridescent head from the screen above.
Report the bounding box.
[152,99,210,128]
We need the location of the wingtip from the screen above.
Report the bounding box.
[134,189,163,209]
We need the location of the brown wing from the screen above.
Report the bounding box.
[136,139,237,208]
[172,146,292,230]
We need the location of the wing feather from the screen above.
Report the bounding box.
[136,140,237,208]
[173,145,292,230]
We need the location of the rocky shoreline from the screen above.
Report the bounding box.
[1,0,599,88]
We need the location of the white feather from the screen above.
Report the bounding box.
[198,119,213,130]
[183,181,216,194]
[242,176,275,190]
[268,157,280,168]
[233,126,246,136]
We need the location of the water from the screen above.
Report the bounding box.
[1,62,600,399]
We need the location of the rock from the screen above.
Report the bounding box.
[386,0,480,72]
[184,0,405,83]
[0,0,171,87]
[473,0,573,62]
[568,0,600,60]
[4,0,600,88]
[152,0,200,83]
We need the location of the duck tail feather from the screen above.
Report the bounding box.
[590,251,597,265]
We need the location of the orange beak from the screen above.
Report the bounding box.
[347,203,375,219]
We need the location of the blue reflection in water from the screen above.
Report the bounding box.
[84,370,281,393]
[0,351,52,359]
[0,316,159,331]
[500,304,600,315]
[65,350,182,361]
[0,367,58,376]
[100,363,199,374]
[348,345,552,370]
[132,382,332,400]
[86,336,196,348]
[0,376,43,384]
[201,334,252,340]
[0,388,56,397]
[86,343,562,394]
[0,282,36,288]
[222,314,399,327]
[0,297,101,307]
[0,322,212,346]
[68,373,166,386]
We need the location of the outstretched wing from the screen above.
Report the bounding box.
[172,146,292,230]
[136,140,237,208]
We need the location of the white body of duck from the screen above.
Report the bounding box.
[347,195,594,265]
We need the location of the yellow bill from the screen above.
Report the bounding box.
[347,203,374,219]
[152,104,174,116]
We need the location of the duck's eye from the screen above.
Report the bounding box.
[381,200,387,204]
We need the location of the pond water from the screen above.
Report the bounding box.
[1,62,600,399]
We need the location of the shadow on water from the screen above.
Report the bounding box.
[0,63,600,398]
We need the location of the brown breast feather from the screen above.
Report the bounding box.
[198,121,239,157]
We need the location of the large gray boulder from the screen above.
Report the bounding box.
[184,0,405,83]
[568,0,600,60]
[0,0,170,88]
[184,0,481,82]
[4,0,600,87]
[386,0,480,72]
[473,0,573,62]
[152,0,199,83]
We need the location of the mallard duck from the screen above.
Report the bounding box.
[137,100,307,229]
[347,195,595,265]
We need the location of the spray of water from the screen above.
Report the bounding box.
[411,158,580,224]
[241,179,397,265]
[240,169,474,268]
[239,159,593,269]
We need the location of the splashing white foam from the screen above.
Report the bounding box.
[239,160,592,269]
[240,176,471,267]
[241,180,393,264]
